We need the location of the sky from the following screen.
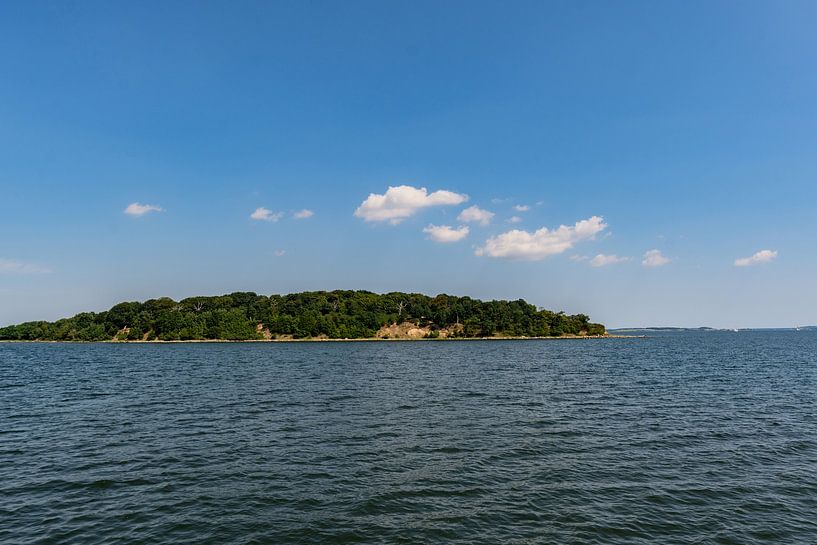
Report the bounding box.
[1,1,816,329]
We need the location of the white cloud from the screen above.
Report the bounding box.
[250,207,283,222]
[274,250,286,257]
[507,216,522,224]
[0,259,51,274]
[124,202,163,216]
[735,249,777,267]
[590,254,630,267]
[476,216,607,260]
[457,205,494,226]
[293,209,314,219]
[354,185,468,224]
[423,224,470,243]
[514,204,530,212]
[642,249,670,267]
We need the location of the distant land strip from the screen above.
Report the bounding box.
[0,290,607,342]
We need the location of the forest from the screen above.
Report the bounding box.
[0,290,606,341]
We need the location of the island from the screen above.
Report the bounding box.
[0,290,606,342]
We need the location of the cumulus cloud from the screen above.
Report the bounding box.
[476,216,607,260]
[124,202,163,216]
[293,209,314,219]
[0,258,51,274]
[507,216,522,224]
[642,249,670,267]
[735,249,777,267]
[514,204,530,212]
[250,207,283,222]
[423,224,470,243]
[354,185,468,224]
[457,205,494,226]
[590,254,630,267]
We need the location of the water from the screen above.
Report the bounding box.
[1,332,816,544]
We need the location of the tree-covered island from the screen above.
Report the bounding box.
[0,290,606,341]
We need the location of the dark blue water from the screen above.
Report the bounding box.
[2,332,816,544]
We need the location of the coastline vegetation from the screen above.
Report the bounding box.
[0,290,605,342]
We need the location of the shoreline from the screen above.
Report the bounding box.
[0,334,640,344]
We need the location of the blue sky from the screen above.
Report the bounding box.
[1,1,816,328]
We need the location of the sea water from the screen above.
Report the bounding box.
[1,332,816,544]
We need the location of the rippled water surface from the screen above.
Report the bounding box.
[2,332,816,544]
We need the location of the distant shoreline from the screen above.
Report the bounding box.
[0,290,608,343]
[0,334,640,344]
